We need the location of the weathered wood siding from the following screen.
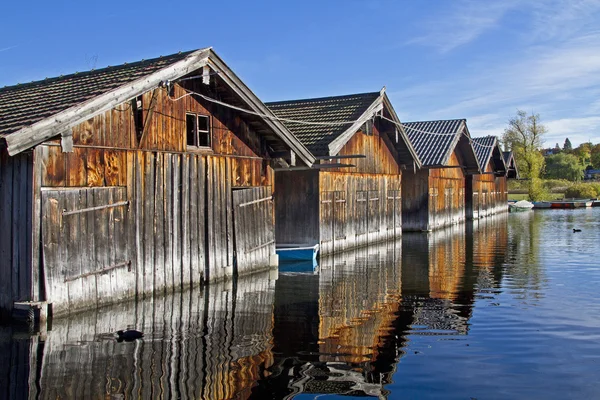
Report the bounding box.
[0,149,34,318]
[402,150,466,231]
[318,172,401,255]
[4,271,276,399]
[6,78,279,316]
[470,163,508,219]
[233,186,275,276]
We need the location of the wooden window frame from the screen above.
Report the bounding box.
[186,112,211,150]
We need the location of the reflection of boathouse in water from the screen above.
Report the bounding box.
[2,217,510,399]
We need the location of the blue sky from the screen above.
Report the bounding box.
[1,0,599,147]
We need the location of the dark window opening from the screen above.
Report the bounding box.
[186,113,211,148]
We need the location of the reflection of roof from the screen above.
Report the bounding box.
[287,362,387,399]
[409,298,469,335]
[266,92,380,156]
[402,119,480,172]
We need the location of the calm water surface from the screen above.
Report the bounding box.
[2,209,600,399]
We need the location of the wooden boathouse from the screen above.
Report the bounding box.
[0,48,314,318]
[468,136,508,219]
[266,90,420,255]
[400,119,480,231]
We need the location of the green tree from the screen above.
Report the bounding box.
[573,142,592,166]
[563,138,573,152]
[591,152,600,169]
[503,110,546,201]
[544,153,584,181]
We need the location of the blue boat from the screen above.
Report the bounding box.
[276,244,319,262]
[278,259,319,274]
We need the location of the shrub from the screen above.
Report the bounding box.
[564,183,599,199]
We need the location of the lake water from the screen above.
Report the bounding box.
[2,209,600,399]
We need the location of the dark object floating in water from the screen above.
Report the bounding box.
[116,329,144,342]
[573,229,582,232]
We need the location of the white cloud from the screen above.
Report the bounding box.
[406,0,518,53]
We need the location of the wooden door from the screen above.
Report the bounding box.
[232,187,275,275]
[41,187,133,312]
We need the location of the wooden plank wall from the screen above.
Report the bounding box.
[318,172,402,256]
[10,271,275,399]
[36,143,274,315]
[0,149,33,318]
[471,163,508,219]
[232,186,275,277]
[402,151,467,231]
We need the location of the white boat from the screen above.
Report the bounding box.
[509,200,534,212]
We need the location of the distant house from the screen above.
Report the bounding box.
[0,48,314,317]
[502,151,519,179]
[267,90,420,255]
[468,136,508,219]
[584,168,600,180]
[400,119,480,231]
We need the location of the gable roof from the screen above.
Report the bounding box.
[265,90,420,165]
[0,49,315,165]
[471,136,506,174]
[503,151,520,179]
[402,119,480,173]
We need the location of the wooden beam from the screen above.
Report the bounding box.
[274,163,355,171]
[315,154,366,160]
[138,90,158,148]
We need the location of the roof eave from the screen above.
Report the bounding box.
[3,48,213,156]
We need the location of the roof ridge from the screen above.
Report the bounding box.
[403,118,466,124]
[0,49,203,93]
[265,91,381,106]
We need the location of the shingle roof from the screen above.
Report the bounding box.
[0,51,195,137]
[266,92,380,156]
[472,136,497,170]
[401,119,465,166]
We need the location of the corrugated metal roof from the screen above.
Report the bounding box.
[266,92,380,156]
[472,136,497,170]
[401,119,465,166]
[0,51,195,137]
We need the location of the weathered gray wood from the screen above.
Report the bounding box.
[94,188,112,307]
[142,152,155,295]
[225,158,233,270]
[154,152,165,294]
[172,155,182,289]
[134,151,144,296]
[31,147,43,302]
[189,155,200,286]
[12,155,22,302]
[64,190,83,309]
[206,157,214,280]
[181,154,191,287]
[164,153,174,292]
[0,152,13,313]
